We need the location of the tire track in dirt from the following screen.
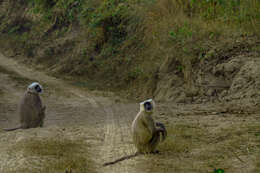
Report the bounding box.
[98,102,138,173]
[1,53,259,172]
[0,53,139,172]
[0,53,106,172]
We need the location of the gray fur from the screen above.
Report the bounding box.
[4,83,45,131]
[132,99,167,153]
[19,91,46,129]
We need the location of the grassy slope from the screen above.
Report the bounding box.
[0,0,259,99]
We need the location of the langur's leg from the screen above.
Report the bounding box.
[149,131,161,153]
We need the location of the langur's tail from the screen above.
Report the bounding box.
[3,126,21,131]
[103,152,140,166]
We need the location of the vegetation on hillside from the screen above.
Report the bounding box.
[0,0,259,98]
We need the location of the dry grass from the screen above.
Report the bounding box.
[132,114,260,173]
[254,155,260,172]
[158,124,207,153]
[10,138,96,173]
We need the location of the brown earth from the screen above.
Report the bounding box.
[0,52,260,173]
[155,37,260,104]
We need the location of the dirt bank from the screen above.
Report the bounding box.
[155,37,260,104]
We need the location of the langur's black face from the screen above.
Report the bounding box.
[35,85,42,93]
[144,101,153,111]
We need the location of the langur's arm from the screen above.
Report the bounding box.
[33,96,45,116]
[155,122,167,141]
[39,106,46,118]
[41,106,46,113]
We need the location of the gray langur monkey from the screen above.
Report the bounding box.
[132,99,167,154]
[103,99,167,166]
[3,82,46,131]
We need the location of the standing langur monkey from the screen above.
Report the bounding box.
[103,99,167,166]
[3,82,46,131]
[132,99,167,153]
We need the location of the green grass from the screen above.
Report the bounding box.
[10,138,96,173]
[0,0,259,98]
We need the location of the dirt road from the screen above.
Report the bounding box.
[0,53,259,173]
[0,52,141,173]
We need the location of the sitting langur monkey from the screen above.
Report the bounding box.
[103,99,167,166]
[132,99,167,153]
[4,82,46,131]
